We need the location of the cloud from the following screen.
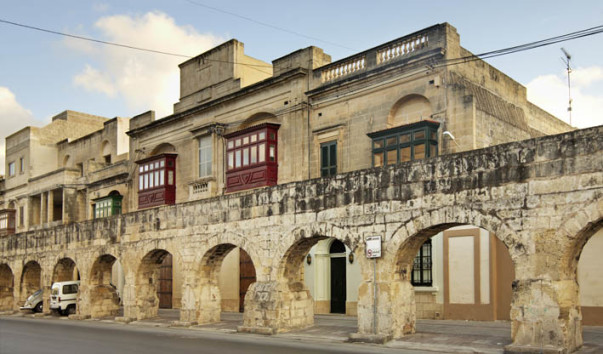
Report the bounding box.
[527,66,603,129]
[0,87,42,175]
[68,11,223,118]
[73,65,117,97]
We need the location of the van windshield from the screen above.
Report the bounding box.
[51,288,59,295]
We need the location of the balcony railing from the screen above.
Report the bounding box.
[321,56,366,83]
[315,24,443,86]
[376,34,429,64]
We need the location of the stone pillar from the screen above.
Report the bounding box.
[238,281,313,335]
[117,273,137,323]
[351,278,414,343]
[178,266,198,325]
[42,285,52,314]
[505,279,582,353]
[63,188,77,224]
[47,191,54,223]
[40,193,47,224]
[71,283,92,320]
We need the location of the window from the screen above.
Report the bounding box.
[0,209,16,235]
[320,141,337,177]
[368,120,439,167]
[8,162,15,177]
[411,239,432,286]
[198,135,212,178]
[19,207,24,226]
[224,123,279,193]
[63,284,78,294]
[136,153,177,209]
[19,157,24,173]
[93,195,122,219]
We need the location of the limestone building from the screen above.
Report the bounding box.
[1,23,602,351]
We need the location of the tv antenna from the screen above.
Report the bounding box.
[561,47,573,126]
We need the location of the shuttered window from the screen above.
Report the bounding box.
[320,141,337,177]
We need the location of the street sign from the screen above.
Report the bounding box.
[365,235,381,258]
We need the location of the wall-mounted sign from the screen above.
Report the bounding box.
[365,235,382,258]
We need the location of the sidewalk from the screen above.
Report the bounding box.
[8,309,603,353]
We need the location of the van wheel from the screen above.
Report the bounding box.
[34,302,43,313]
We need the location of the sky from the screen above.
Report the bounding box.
[1,1,603,174]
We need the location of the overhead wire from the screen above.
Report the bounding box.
[0,18,273,69]
[1,17,602,72]
[437,24,603,68]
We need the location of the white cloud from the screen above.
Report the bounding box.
[0,87,42,175]
[73,64,117,97]
[68,11,223,118]
[527,66,603,129]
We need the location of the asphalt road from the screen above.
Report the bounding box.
[0,317,425,354]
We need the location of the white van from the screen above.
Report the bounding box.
[50,281,80,315]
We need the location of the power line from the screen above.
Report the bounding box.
[0,18,273,68]
[2,17,602,73]
[182,0,357,52]
[438,24,603,67]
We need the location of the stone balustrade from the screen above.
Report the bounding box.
[376,34,429,64]
[321,55,366,83]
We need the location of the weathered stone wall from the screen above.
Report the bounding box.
[1,125,601,353]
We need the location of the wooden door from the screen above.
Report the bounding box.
[330,257,346,314]
[239,249,256,312]
[158,254,172,309]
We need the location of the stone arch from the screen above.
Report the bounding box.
[0,263,15,311]
[256,224,358,332]
[559,200,603,280]
[370,206,518,339]
[387,94,433,128]
[20,260,42,305]
[135,249,173,320]
[277,224,357,286]
[388,206,517,272]
[557,200,603,330]
[238,112,278,130]
[88,254,121,318]
[52,257,79,282]
[195,241,258,324]
[150,143,176,156]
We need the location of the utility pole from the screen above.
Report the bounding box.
[561,48,573,126]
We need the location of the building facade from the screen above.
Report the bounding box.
[1,23,602,352]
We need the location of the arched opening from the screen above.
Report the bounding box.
[20,261,42,310]
[197,244,256,325]
[0,264,15,311]
[387,94,433,129]
[238,112,278,130]
[89,254,123,319]
[392,224,515,344]
[276,234,358,333]
[302,238,356,316]
[52,258,79,283]
[51,258,80,316]
[577,226,603,326]
[150,143,176,156]
[136,249,172,320]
